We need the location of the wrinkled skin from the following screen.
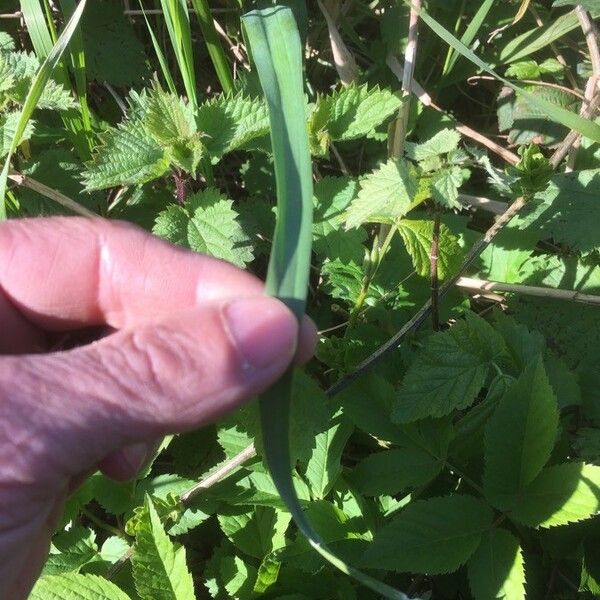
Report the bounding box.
[0,218,316,598]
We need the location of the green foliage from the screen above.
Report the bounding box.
[393,312,506,422]
[345,159,418,228]
[8,3,600,599]
[363,495,494,574]
[131,496,196,600]
[483,358,559,510]
[153,188,254,268]
[467,529,526,600]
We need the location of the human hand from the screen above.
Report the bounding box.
[0,217,317,598]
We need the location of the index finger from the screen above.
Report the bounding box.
[0,217,264,330]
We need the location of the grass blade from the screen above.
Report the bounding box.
[443,0,495,77]
[20,0,54,57]
[139,1,177,95]
[190,0,234,94]
[242,7,410,599]
[158,0,198,110]
[412,2,600,144]
[0,0,87,219]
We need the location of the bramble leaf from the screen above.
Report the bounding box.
[345,159,418,228]
[483,358,559,510]
[467,529,526,600]
[319,83,401,142]
[510,462,600,528]
[131,496,195,600]
[305,414,353,500]
[363,495,494,574]
[397,219,463,279]
[393,313,506,422]
[153,188,254,268]
[349,447,442,496]
[405,128,460,161]
[30,573,130,600]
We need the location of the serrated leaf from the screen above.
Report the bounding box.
[406,128,461,161]
[505,60,541,80]
[321,83,401,142]
[0,32,14,52]
[492,312,545,373]
[362,495,494,574]
[218,506,291,558]
[1,111,34,157]
[305,413,353,500]
[83,120,169,190]
[196,93,270,161]
[467,529,526,600]
[510,462,600,528]
[518,169,600,255]
[30,573,131,600]
[153,188,254,268]
[313,176,365,263]
[146,87,197,143]
[397,219,463,279]
[431,166,463,209]
[483,358,559,511]
[349,447,442,496]
[132,496,195,600]
[393,313,506,423]
[43,527,98,576]
[345,159,418,228]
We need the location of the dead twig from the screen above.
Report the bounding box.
[386,55,520,165]
[457,277,600,306]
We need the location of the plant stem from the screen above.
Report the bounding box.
[80,507,129,540]
[190,0,234,94]
[430,211,440,331]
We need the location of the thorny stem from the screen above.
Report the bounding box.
[430,211,440,331]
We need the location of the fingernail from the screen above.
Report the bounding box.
[121,442,150,474]
[223,296,297,370]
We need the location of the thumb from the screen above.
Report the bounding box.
[0,296,298,483]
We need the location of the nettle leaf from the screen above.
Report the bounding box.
[313,176,366,263]
[1,111,34,157]
[153,188,254,268]
[405,128,461,161]
[146,88,197,143]
[218,505,291,559]
[431,166,463,209]
[321,83,401,142]
[397,219,463,279]
[30,573,130,600]
[196,93,269,161]
[483,358,559,511]
[393,312,506,423]
[132,496,195,600]
[363,495,494,574]
[467,529,526,600]
[345,159,418,228]
[510,462,600,528]
[83,119,169,190]
[349,447,442,496]
[37,79,77,110]
[0,31,14,52]
[305,413,353,500]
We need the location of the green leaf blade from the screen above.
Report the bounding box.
[363,495,494,574]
